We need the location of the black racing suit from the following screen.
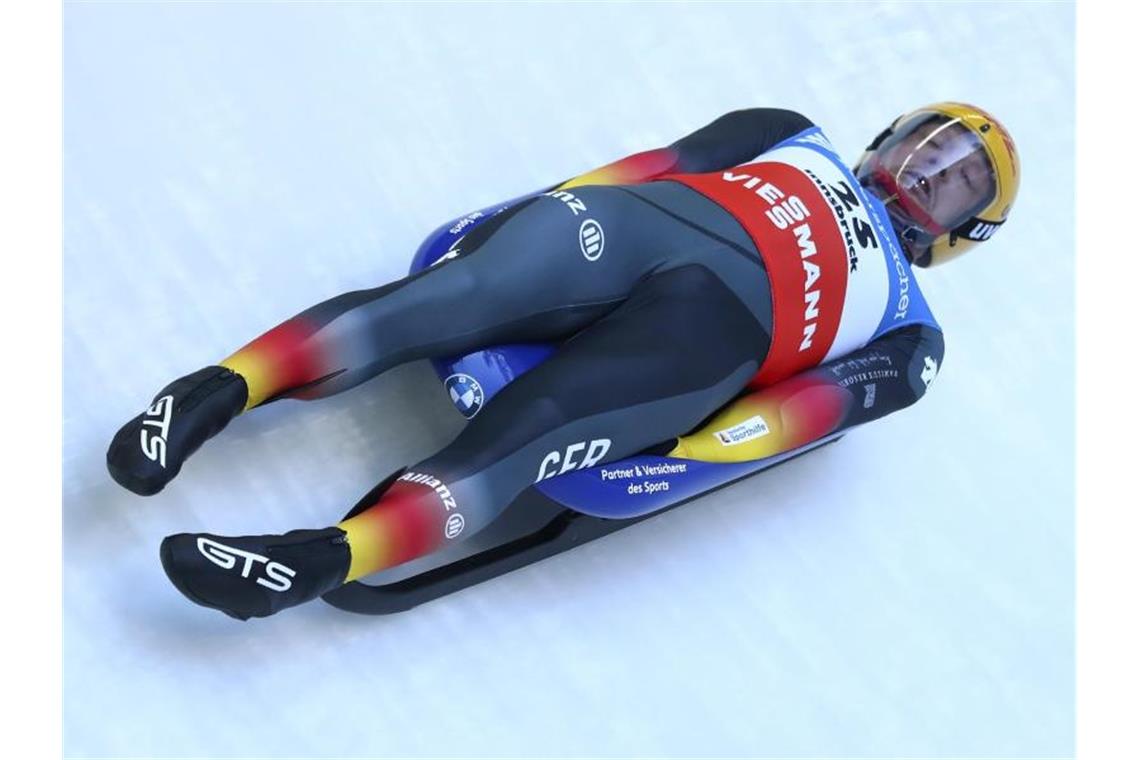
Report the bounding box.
[108,108,945,619]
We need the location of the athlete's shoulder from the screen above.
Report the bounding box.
[720,123,843,173]
[714,107,816,132]
[764,123,840,157]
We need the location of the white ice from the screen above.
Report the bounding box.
[64,2,1074,757]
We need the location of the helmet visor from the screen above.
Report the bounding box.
[861,113,998,238]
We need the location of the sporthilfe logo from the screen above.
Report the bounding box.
[196,537,297,592]
[579,219,604,261]
[714,415,770,446]
[140,395,174,468]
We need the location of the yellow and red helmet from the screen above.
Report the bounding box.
[854,102,1020,267]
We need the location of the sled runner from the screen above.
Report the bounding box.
[321,433,843,615]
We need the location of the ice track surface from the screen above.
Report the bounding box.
[64,3,1074,757]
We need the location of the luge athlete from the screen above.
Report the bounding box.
[106,103,1020,620]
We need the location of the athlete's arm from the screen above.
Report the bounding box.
[557,108,814,189]
[670,323,945,462]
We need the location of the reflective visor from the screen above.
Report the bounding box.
[858,113,997,240]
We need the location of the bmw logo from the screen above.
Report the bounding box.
[444,373,485,419]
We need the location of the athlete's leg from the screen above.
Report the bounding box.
[107,188,668,496]
[158,264,770,619]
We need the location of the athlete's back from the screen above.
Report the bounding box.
[650,124,939,387]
